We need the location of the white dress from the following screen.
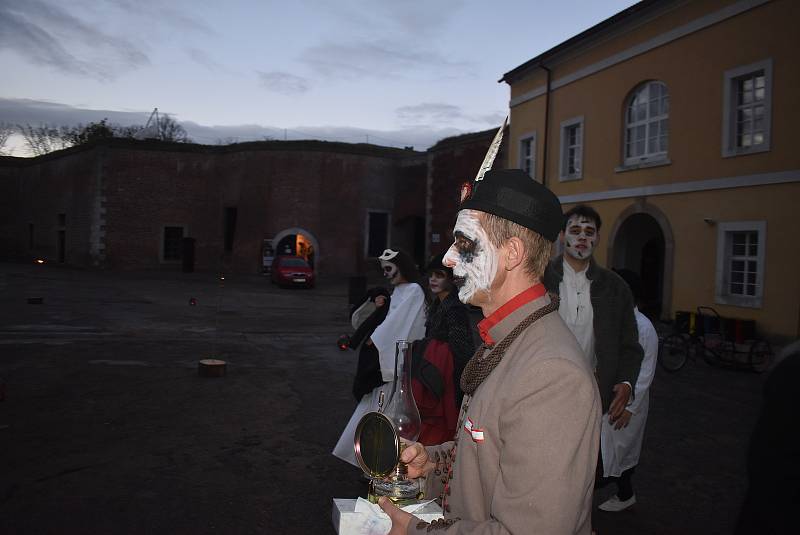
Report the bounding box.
[332,282,426,467]
[600,308,658,477]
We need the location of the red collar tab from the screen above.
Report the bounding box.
[477,283,547,345]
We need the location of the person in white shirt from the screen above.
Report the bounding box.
[332,248,426,467]
[543,205,643,425]
[597,268,657,512]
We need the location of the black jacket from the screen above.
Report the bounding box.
[418,291,475,407]
[349,288,390,402]
[544,255,643,413]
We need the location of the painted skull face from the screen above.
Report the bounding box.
[564,215,598,260]
[443,210,499,304]
[380,260,400,285]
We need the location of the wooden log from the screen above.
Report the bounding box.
[198,359,226,377]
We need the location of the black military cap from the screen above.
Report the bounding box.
[460,169,563,242]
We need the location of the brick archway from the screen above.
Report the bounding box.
[273,227,319,272]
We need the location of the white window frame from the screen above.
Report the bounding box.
[714,220,766,308]
[364,209,391,258]
[722,58,772,158]
[518,132,537,180]
[559,116,584,181]
[623,81,669,166]
[160,224,187,263]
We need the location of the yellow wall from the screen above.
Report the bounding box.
[509,0,800,340]
[563,182,800,339]
[509,0,800,193]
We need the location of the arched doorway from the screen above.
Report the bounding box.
[272,227,319,271]
[607,202,674,321]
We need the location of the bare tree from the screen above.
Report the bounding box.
[157,114,191,143]
[60,118,116,146]
[17,124,71,156]
[15,114,192,156]
[0,122,16,155]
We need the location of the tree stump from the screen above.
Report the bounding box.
[198,359,226,378]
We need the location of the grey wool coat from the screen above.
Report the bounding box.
[408,293,601,535]
[543,255,644,414]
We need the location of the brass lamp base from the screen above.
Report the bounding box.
[368,477,422,506]
[368,455,423,506]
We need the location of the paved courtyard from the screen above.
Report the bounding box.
[0,263,765,534]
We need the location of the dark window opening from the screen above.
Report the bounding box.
[58,213,66,227]
[367,212,389,257]
[58,230,65,263]
[163,226,184,261]
[224,207,237,252]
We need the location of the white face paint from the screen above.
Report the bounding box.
[443,210,499,304]
[380,260,400,285]
[564,215,598,260]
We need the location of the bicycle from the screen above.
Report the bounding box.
[658,306,773,373]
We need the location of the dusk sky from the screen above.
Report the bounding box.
[1,0,638,154]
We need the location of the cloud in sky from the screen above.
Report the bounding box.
[0,98,464,152]
[300,40,473,80]
[256,71,310,95]
[186,48,231,74]
[395,103,505,128]
[0,0,149,80]
[0,1,640,152]
[107,0,215,36]
[0,97,152,127]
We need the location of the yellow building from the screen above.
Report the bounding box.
[502,0,799,342]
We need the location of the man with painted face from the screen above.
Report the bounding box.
[379,169,601,534]
[543,205,643,479]
[333,248,426,467]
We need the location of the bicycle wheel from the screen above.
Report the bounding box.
[748,339,773,373]
[659,333,688,372]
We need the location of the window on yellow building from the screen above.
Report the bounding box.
[559,117,583,181]
[624,81,668,165]
[519,133,536,179]
[722,59,772,158]
[715,221,766,308]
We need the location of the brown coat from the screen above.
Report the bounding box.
[409,294,601,535]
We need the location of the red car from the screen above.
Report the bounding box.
[270,256,314,288]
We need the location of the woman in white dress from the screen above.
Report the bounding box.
[332,248,426,467]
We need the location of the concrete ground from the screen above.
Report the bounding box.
[0,263,765,534]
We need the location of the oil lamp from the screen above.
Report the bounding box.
[354,339,422,504]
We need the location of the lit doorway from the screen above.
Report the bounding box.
[272,227,319,271]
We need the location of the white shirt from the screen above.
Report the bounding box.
[558,260,595,369]
[370,282,427,382]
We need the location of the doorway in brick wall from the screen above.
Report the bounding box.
[272,227,319,271]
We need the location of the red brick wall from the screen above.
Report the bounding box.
[0,149,100,265]
[1,139,425,276]
[427,129,508,257]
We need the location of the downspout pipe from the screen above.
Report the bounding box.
[541,65,552,188]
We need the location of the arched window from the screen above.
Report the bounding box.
[624,81,669,164]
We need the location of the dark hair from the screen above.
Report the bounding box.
[563,204,602,231]
[425,253,453,279]
[387,248,420,283]
[613,268,643,304]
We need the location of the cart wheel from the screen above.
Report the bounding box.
[659,333,688,372]
[748,339,773,373]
